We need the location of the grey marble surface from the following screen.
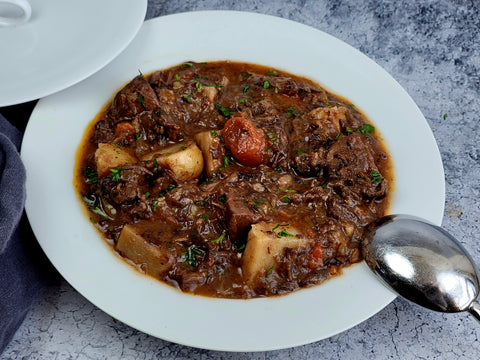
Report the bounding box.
[3,0,480,359]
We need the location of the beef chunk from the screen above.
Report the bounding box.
[226,194,262,241]
[108,75,161,121]
[326,133,388,199]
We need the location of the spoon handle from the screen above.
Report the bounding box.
[469,301,480,323]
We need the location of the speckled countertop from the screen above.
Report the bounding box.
[3,0,480,359]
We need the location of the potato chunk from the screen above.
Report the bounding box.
[194,130,225,177]
[95,143,137,177]
[242,222,311,282]
[142,142,204,180]
[116,224,173,277]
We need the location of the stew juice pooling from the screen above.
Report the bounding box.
[75,61,393,298]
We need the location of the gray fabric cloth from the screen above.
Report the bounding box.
[0,114,54,354]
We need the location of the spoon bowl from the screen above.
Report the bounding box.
[363,214,480,320]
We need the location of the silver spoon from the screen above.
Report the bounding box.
[362,214,480,321]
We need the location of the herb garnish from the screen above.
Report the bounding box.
[182,93,192,103]
[181,245,204,267]
[279,188,297,193]
[281,195,291,203]
[210,129,218,137]
[181,62,194,68]
[370,171,384,184]
[216,103,233,117]
[158,184,177,197]
[277,229,294,237]
[211,231,226,244]
[287,107,301,117]
[360,123,375,134]
[218,193,226,203]
[110,166,124,181]
[242,84,250,93]
[83,166,98,184]
[263,80,270,89]
[138,94,145,109]
[267,132,279,143]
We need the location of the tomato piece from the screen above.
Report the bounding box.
[114,122,135,141]
[223,114,267,167]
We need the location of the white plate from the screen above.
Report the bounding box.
[0,0,147,106]
[22,11,445,352]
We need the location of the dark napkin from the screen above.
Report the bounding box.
[0,114,54,354]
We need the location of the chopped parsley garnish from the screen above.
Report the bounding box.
[175,74,180,81]
[158,184,177,197]
[110,166,124,181]
[218,193,226,203]
[138,94,145,108]
[211,231,226,244]
[190,230,199,236]
[268,70,277,76]
[181,146,187,150]
[266,265,274,275]
[334,133,341,141]
[144,192,150,198]
[135,132,141,140]
[195,81,202,92]
[277,229,294,237]
[238,97,250,104]
[360,123,375,134]
[153,158,159,171]
[210,129,218,137]
[263,80,270,89]
[194,200,209,206]
[181,245,204,267]
[253,199,267,205]
[181,62,194,68]
[294,149,305,154]
[83,166,98,184]
[274,87,278,94]
[242,84,250,93]
[267,132,279,143]
[281,195,291,203]
[240,72,252,79]
[279,188,297,193]
[275,167,283,173]
[287,107,301,117]
[272,224,280,231]
[443,113,448,120]
[223,155,231,167]
[216,103,233,117]
[370,171,384,184]
[206,83,224,90]
[201,214,210,221]
[348,103,359,113]
[322,183,329,189]
[182,93,192,103]
[152,199,158,211]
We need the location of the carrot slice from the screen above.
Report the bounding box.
[223,114,267,167]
